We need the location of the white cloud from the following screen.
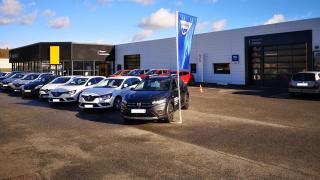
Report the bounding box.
[0,16,14,24]
[139,8,175,30]
[19,10,37,25]
[195,21,210,33]
[131,0,155,5]
[212,19,227,31]
[264,14,285,25]
[42,9,56,17]
[132,29,153,42]
[48,16,70,29]
[132,8,175,42]
[0,0,23,16]
[0,42,10,49]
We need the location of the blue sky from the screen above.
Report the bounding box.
[0,0,319,48]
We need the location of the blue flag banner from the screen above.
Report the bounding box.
[176,12,197,70]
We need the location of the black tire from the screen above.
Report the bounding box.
[182,94,189,110]
[164,102,174,123]
[188,76,195,86]
[288,92,295,97]
[123,118,131,124]
[113,96,122,110]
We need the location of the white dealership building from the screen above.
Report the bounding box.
[115,18,320,87]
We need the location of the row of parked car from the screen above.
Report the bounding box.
[0,71,190,122]
[110,69,195,85]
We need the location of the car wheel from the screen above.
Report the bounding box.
[164,102,174,123]
[188,76,195,86]
[182,94,189,110]
[288,92,296,97]
[123,118,131,124]
[113,96,122,110]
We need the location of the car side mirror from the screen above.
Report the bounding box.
[123,84,128,88]
[87,82,92,86]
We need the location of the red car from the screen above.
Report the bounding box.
[110,70,131,77]
[171,70,195,85]
[125,69,150,78]
[140,69,171,79]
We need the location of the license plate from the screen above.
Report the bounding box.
[14,89,20,92]
[52,99,60,102]
[131,109,146,114]
[297,83,308,87]
[24,90,31,93]
[84,104,93,108]
[3,84,8,87]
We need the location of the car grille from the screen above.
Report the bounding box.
[82,95,99,102]
[291,86,318,90]
[14,84,22,87]
[52,92,65,97]
[127,102,153,109]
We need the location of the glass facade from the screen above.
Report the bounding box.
[13,60,113,77]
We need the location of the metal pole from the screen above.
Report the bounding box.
[176,11,182,124]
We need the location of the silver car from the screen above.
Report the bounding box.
[288,71,320,95]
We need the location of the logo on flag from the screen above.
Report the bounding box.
[180,20,192,36]
[176,12,197,70]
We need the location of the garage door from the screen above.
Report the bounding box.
[249,43,307,87]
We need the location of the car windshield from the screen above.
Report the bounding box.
[127,70,139,76]
[146,70,157,75]
[22,74,39,80]
[51,77,71,84]
[134,78,170,91]
[12,73,25,79]
[114,71,122,75]
[67,78,88,85]
[95,79,123,88]
[35,76,50,82]
[292,73,315,81]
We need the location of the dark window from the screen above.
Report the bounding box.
[117,64,122,71]
[123,79,132,87]
[87,78,96,86]
[190,64,197,73]
[292,73,315,81]
[213,63,230,74]
[131,78,140,85]
[124,54,140,69]
[95,77,104,83]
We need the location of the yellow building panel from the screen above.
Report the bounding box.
[50,46,60,65]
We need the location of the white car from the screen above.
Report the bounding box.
[79,76,141,110]
[289,71,320,95]
[48,76,106,103]
[39,76,76,99]
[10,73,52,93]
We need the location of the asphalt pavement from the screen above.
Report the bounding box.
[0,87,319,179]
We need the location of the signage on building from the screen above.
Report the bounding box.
[249,39,262,46]
[232,54,239,63]
[97,50,110,56]
[50,46,60,65]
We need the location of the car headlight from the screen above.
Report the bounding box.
[35,85,43,89]
[152,99,166,105]
[68,90,77,95]
[100,93,112,99]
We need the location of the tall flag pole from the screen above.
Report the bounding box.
[176,11,197,124]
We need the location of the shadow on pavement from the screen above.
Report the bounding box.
[232,88,320,101]
[75,109,153,126]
